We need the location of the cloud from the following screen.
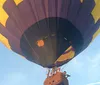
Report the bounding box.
[86,53,100,81]
[0,72,27,85]
[88,52,100,61]
[62,58,84,74]
[71,58,83,69]
[87,82,100,85]
[87,52,100,71]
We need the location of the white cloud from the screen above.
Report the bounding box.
[86,53,100,81]
[87,52,100,71]
[0,72,27,85]
[62,58,84,74]
[87,82,100,85]
[71,58,83,69]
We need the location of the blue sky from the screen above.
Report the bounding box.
[0,35,100,85]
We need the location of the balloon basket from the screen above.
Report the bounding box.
[44,68,69,85]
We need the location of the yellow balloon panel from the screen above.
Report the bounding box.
[80,0,84,3]
[0,0,8,26]
[0,34,11,50]
[93,27,100,40]
[0,34,25,58]
[55,46,75,63]
[14,0,23,5]
[0,0,23,27]
[92,0,100,23]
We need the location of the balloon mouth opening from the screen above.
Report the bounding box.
[20,17,84,68]
[37,39,44,47]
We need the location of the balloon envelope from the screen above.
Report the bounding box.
[0,0,100,68]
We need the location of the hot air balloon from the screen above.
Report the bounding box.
[0,0,100,85]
